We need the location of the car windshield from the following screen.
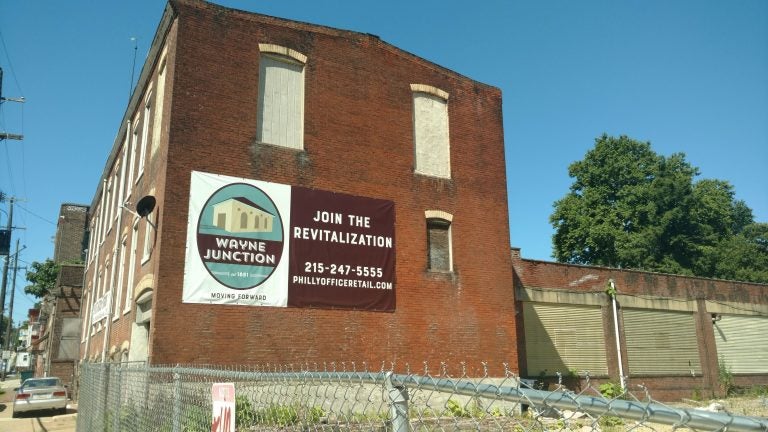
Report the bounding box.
[23,378,62,388]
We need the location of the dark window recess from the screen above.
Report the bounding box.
[427,219,451,271]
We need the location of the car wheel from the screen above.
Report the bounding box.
[60,407,68,415]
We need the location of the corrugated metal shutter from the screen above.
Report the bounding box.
[258,55,304,149]
[524,302,608,376]
[714,315,768,373]
[623,309,701,375]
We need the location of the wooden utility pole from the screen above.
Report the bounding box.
[0,67,25,141]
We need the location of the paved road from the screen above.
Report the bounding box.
[0,376,77,432]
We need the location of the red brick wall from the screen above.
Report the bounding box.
[49,361,76,395]
[146,1,518,373]
[513,255,768,400]
[54,204,88,264]
[513,257,768,304]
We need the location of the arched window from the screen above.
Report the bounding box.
[411,84,450,179]
[425,210,453,271]
[257,44,307,149]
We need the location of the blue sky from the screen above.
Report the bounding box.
[1,1,766,325]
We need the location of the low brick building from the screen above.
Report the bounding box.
[512,248,768,400]
[80,0,518,373]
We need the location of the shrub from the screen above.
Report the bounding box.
[598,382,624,399]
[718,357,735,396]
[235,395,258,429]
[255,404,299,426]
[599,415,624,427]
[446,399,470,417]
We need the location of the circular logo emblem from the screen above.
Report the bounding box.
[196,183,284,289]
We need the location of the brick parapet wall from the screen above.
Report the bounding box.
[513,257,768,305]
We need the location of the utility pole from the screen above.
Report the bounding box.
[0,197,14,337]
[5,239,21,353]
[1,240,21,380]
[0,197,12,379]
[0,67,26,142]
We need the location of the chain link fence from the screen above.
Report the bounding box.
[76,362,768,432]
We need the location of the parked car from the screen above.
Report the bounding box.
[12,377,68,417]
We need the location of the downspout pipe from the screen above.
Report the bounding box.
[608,279,626,390]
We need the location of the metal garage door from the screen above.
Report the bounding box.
[523,302,608,376]
[714,314,768,373]
[623,309,701,375]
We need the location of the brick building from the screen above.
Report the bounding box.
[80,0,519,372]
[30,204,87,391]
[512,248,768,400]
[53,204,88,264]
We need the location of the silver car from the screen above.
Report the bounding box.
[12,377,68,417]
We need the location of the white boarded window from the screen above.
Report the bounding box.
[257,54,305,149]
[138,92,152,177]
[113,236,127,320]
[81,292,90,341]
[141,214,154,263]
[412,85,450,178]
[125,219,139,314]
[151,53,167,158]
[127,120,139,196]
[105,179,113,232]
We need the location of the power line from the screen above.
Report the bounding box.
[1,139,15,196]
[16,203,56,225]
[0,29,25,96]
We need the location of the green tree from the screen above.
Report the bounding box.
[24,259,60,298]
[708,223,768,283]
[550,134,766,282]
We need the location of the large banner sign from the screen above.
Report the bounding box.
[183,171,395,311]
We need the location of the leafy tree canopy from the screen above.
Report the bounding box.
[550,134,767,283]
[25,259,60,298]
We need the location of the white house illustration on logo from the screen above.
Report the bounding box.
[211,197,275,233]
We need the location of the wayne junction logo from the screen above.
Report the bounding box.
[196,183,285,289]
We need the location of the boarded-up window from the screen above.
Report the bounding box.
[523,302,608,376]
[257,55,305,149]
[427,219,451,271]
[714,314,768,373]
[142,214,154,262]
[151,55,166,158]
[138,93,152,175]
[623,309,701,375]
[413,92,450,178]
